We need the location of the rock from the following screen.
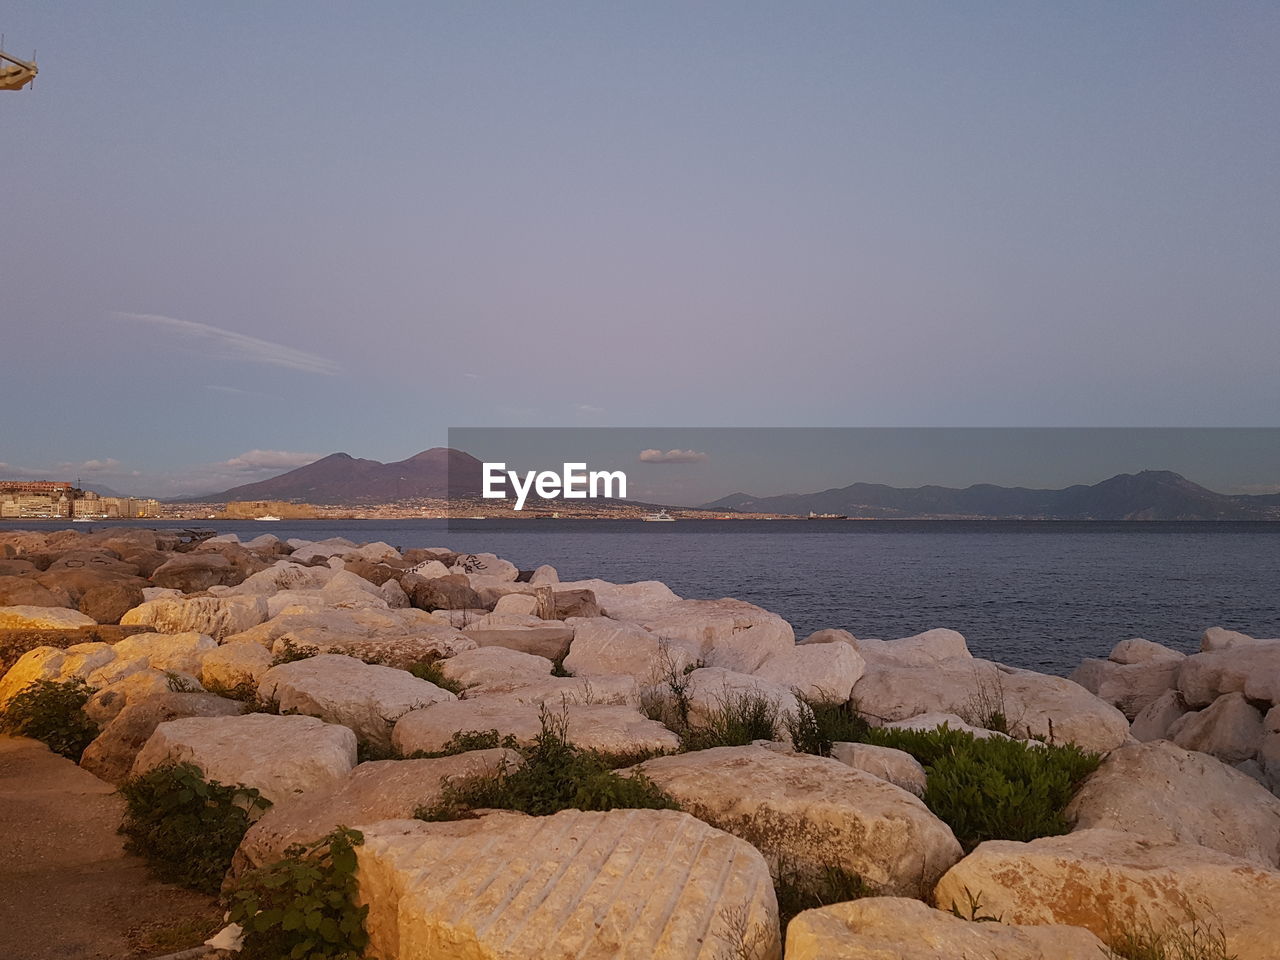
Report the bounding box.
[111,631,217,675]
[529,564,558,584]
[828,742,928,796]
[683,667,801,730]
[0,605,96,630]
[35,566,146,604]
[378,578,409,609]
[1108,637,1185,665]
[438,646,552,694]
[549,588,600,620]
[1178,640,1280,708]
[80,691,244,784]
[151,553,235,592]
[77,582,144,625]
[402,559,450,580]
[554,578,681,620]
[932,828,1280,960]
[636,599,794,673]
[0,645,66,706]
[1261,707,1280,792]
[259,654,455,749]
[753,642,866,702]
[83,668,186,724]
[200,643,273,693]
[1067,740,1280,866]
[1201,625,1265,651]
[344,541,402,564]
[1130,689,1190,741]
[404,574,484,612]
[0,576,66,608]
[449,552,518,581]
[234,749,519,871]
[1168,691,1264,763]
[463,624,575,660]
[393,700,679,756]
[85,654,151,689]
[120,595,268,641]
[231,560,335,595]
[287,537,358,562]
[339,558,400,586]
[483,675,641,707]
[564,618,694,682]
[785,896,1107,960]
[46,550,138,576]
[853,629,972,666]
[635,746,962,897]
[56,641,116,680]
[354,810,781,960]
[1068,655,1181,719]
[132,713,358,804]
[492,592,539,617]
[798,628,857,646]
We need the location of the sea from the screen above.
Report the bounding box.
[5,518,1278,676]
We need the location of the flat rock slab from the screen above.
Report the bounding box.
[438,645,552,694]
[634,746,962,898]
[121,595,268,641]
[354,810,781,960]
[132,712,357,805]
[235,748,519,871]
[463,624,575,660]
[933,828,1280,960]
[786,896,1106,960]
[393,700,679,756]
[0,605,96,630]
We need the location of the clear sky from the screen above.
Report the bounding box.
[1,2,1277,496]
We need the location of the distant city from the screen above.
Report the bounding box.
[0,480,160,520]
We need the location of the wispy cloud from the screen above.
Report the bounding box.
[113,312,341,375]
[0,462,51,478]
[638,448,709,464]
[576,403,606,416]
[219,449,321,471]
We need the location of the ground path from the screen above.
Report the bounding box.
[0,736,220,960]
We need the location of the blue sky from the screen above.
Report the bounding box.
[1,2,1277,496]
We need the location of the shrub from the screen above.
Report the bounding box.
[416,707,678,821]
[407,659,465,696]
[774,858,873,928]
[861,724,1101,851]
[1,677,99,761]
[406,727,520,759]
[680,690,781,751]
[226,827,370,960]
[785,697,871,757]
[271,639,319,667]
[1105,915,1237,960]
[118,761,272,893]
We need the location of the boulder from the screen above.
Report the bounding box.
[1068,654,1182,719]
[449,552,518,581]
[120,595,268,641]
[785,896,1107,960]
[1066,740,1280,866]
[80,691,243,784]
[1108,637,1186,664]
[378,578,409,609]
[932,828,1280,960]
[1168,691,1264,763]
[0,605,96,630]
[132,713,358,805]
[1201,626,1267,651]
[828,742,928,796]
[1177,639,1280,708]
[200,643,273,692]
[230,560,335,595]
[480,675,640,707]
[340,558,400,587]
[554,578,681,620]
[151,553,235,592]
[549,588,600,620]
[0,645,66,707]
[1130,689,1190,741]
[798,628,857,646]
[753,642,866,702]
[287,538,358,562]
[55,641,116,681]
[437,646,552,694]
[83,668,187,725]
[853,629,972,666]
[233,749,519,871]
[259,654,455,749]
[402,559,450,580]
[45,550,138,576]
[635,599,794,673]
[111,631,217,675]
[354,810,781,960]
[492,592,539,617]
[463,624,575,661]
[393,700,679,756]
[634,746,962,897]
[0,576,65,608]
[404,574,484,612]
[343,541,401,564]
[529,564,558,584]
[77,582,145,625]
[563,618,694,682]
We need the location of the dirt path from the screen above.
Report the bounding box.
[0,736,221,960]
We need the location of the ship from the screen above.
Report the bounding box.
[255,515,283,521]
[642,510,676,522]
[807,511,848,520]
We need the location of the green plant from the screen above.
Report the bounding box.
[416,707,678,821]
[946,886,1002,922]
[406,658,465,696]
[118,761,272,893]
[860,724,1101,851]
[956,670,1018,735]
[1,677,99,761]
[1104,914,1237,960]
[406,728,520,759]
[203,677,263,704]
[164,671,203,693]
[773,858,873,928]
[785,697,871,757]
[680,690,781,751]
[272,639,319,666]
[226,827,371,960]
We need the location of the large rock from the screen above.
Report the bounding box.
[230,560,335,595]
[828,742,928,796]
[0,645,66,707]
[635,746,961,897]
[404,574,484,613]
[77,582,145,625]
[463,624,575,660]
[933,828,1280,960]
[1069,648,1182,720]
[1066,739,1280,866]
[121,595,268,641]
[1168,691,1264,763]
[483,674,641,707]
[785,896,1107,960]
[150,553,235,592]
[683,667,800,730]
[753,641,866,702]
[1177,638,1280,708]
[0,576,66,608]
[554,578,681,620]
[450,552,519,582]
[132,713,358,805]
[287,538,358,562]
[259,654,455,749]
[354,810,781,960]
[0,605,96,630]
[563,618,694,682]
[635,599,794,673]
[79,691,244,784]
[235,748,519,871]
[200,643,273,692]
[437,646,552,694]
[853,629,972,666]
[393,700,679,756]
[83,668,188,724]
[110,631,217,675]
[1130,689,1190,741]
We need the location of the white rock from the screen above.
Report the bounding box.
[84,668,194,724]
[404,559,450,579]
[141,587,183,601]
[484,674,641,707]
[1178,640,1280,708]
[853,628,972,666]
[554,578,681,620]
[200,643,274,692]
[1201,625,1268,651]
[683,667,801,730]
[529,563,559,584]
[798,628,857,646]
[1108,637,1185,665]
[288,538,358,562]
[121,595,268,641]
[57,642,116,681]
[1068,655,1181,719]
[0,646,66,707]
[0,605,96,629]
[438,646,551,695]
[635,746,962,898]
[828,742,928,796]
[230,560,335,595]
[636,598,795,673]
[564,618,695,682]
[354,810,781,960]
[346,541,401,564]
[492,592,539,617]
[1168,691,1264,763]
[1130,689,1190,741]
[450,552,518,581]
[111,631,217,675]
[85,655,150,688]
[753,641,866,702]
[259,654,455,749]
[132,712,357,805]
[378,578,409,609]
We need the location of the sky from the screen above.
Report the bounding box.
[1,2,1277,497]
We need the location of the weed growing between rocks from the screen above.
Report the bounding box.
[680,690,781,751]
[863,725,1101,851]
[226,827,371,960]
[1105,914,1237,960]
[406,727,521,759]
[406,658,466,696]
[773,858,873,928]
[118,761,272,893]
[0,677,99,761]
[415,707,678,820]
[271,639,320,667]
[786,697,871,757]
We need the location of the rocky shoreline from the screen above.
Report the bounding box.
[1,525,1278,959]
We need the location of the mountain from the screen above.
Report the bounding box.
[186,448,485,503]
[701,470,1279,521]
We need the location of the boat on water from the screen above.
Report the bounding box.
[255,515,283,521]
[807,510,848,520]
[642,510,676,522]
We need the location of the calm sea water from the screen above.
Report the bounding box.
[5,519,1278,674]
